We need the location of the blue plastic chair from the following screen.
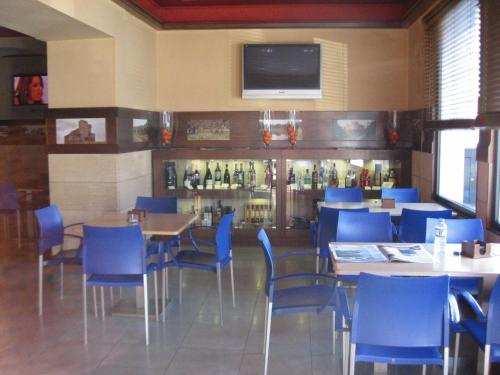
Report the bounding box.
[426,217,485,374]
[0,183,22,247]
[398,208,453,243]
[381,187,420,203]
[344,273,450,374]
[135,196,178,256]
[35,205,83,316]
[452,277,500,375]
[257,228,339,375]
[82,224,156,345]
[324,187,363,203]
[135,196,177,213]
[336,211,393,243]
[161,212,235,325]
[316,207,369,273]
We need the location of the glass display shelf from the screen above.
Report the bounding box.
[160,159,277,229]
[285,159,402,229]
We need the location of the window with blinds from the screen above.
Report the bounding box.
[425,0,481,120]
[480,0,500,114]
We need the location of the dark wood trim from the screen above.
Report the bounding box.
[111,0,163,29]
[161,20,403,30]
[424,119,478,130]
[401,0,443,27]
[0,119,45,126]
[477,128,493,163]
[45,144,120,154]
[480,112,500,128]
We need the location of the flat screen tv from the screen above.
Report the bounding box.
[242,44,321,99]
[12,74,48,107]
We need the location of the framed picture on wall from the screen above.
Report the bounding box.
[132,118,150,143]
[332,119,376,141]
[56,118,106,144]
[187,120,230,141]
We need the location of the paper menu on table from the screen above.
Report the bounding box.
[329,244,388,263]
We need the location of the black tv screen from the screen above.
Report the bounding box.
[13,75,48,107]
[242,44,321,99]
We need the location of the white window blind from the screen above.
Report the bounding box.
[425,0,481,120]
[480,0,500,114]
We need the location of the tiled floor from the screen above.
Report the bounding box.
[0,237,489,374]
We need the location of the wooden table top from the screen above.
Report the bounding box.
[329,243,500,277]
[70,212,198,236]
[318,201,450,217]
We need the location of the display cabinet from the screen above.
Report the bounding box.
[153,148,411,244]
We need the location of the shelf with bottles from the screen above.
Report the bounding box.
[285,159,402,229]
[160,158,277,229]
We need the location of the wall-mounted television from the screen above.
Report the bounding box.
[242,44,321,99]
[12,75,48,107]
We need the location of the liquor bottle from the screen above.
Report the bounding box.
[249,162,257,190]
[204,161,213,188]
[373,164,382,186]
[304,168,312,189]
[345,170,352,188]
[351,170,357,187]
[193,166,200,189]
[166,162,177,190]
[171,163,177,189]
[297,172,304,191]
[214,162,222,186]
[223,163,231,185]
[233,163,239,187]
[183,165,192,189]
[287,166,296,185]
[312,164,319,190]
[238,163,245,188]
[329,163,338,187]
[272,161,277,188]
[319,164,325,189]
[264,160,272,188]
[215,200,223,223]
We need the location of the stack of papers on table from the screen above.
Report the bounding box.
[330,244,434,263]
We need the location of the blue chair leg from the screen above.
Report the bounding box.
[83,274,88,345]
[229,251,236,308]
[264,301,273,375]
[92,287,98,318]
[263,296,268,354]
[143,274,149,346]
[484,345,491,375]
[38,255,43,316]
[154,271,159,321]
[216,262,223,326]
[453,333,460,375]
[100,287,105,320]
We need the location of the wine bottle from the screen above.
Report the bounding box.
[184,165,192,189]
[204,161,213,188]
[238,163,244,188]
[287,167,295,185]
[249,162,256,190]
[330,163,338,187]
[272,161,277,188]
[224,163,230,185]
[214,162,222,186]
[304,168,312,189]
[233,163,239,188]
[264,160,272,188]
[374,164,382,186]
[345,170,352,188]
[312,164,319,190]
[193,166,200,189]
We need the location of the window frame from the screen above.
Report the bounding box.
[434,129,478,217]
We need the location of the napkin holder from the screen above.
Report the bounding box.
[127,209,146,222]
[461,240,491,259]
[381,198,395,209]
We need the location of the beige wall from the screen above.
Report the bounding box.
[38,0,157,110]
[408,19,426,110]
[157,28,408,112]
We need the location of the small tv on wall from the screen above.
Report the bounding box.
[12,74,48,107]
[242,44,321,99]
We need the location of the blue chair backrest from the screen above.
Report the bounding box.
[324,187,363,203]
[135,196,177,213]
[0,183,19,210]
[318,207,369,250]
[337,211,393,242]
[83,225,145,275]
[257,228,274,298]
[487,277,500,345]
[381,188,420,203]
[352,273,449,348]
[399,208,453,243]
[35,205,64,255]
[215,212,234,262]
[425,218,484,243]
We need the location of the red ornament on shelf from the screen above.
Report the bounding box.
[387,128,400,145]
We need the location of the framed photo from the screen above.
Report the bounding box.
[56,118,106,144]
[132,118,150,143]
[332,119,376,141]
[187,120,230,141]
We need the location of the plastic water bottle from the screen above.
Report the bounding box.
[434,218,448,253]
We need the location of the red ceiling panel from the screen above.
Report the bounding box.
[131,0,417,26]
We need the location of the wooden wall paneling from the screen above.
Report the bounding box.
[477,128,494,163]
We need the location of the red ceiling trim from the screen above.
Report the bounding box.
[133,1,406,24]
